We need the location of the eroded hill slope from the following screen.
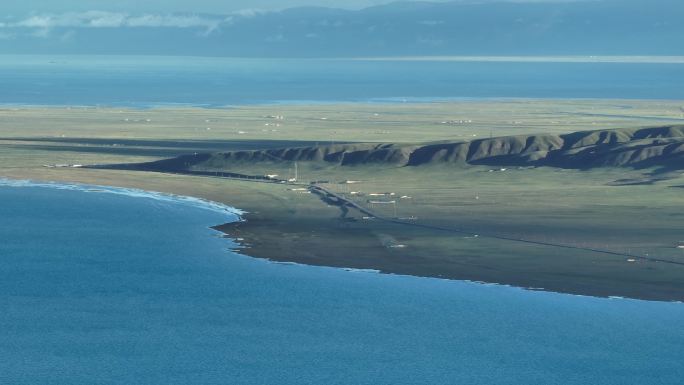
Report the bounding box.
[140,125,684,172]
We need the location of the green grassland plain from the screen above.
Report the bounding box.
[1,99,683,301]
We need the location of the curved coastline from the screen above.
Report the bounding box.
[1,182,684,384]
[0,177,244,218]
[2,176,683,303]
[1,99,683,302]
[1,177,682,308]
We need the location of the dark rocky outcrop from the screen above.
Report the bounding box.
[139,125,684,172]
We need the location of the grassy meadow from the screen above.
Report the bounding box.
[1,98,683,300]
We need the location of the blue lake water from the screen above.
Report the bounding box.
[1,55,683,106]
[0,181,683,384]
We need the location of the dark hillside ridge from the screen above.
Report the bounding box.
[140,126,684,172]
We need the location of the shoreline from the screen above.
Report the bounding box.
[353,55,684,64]
[7,176,677,303]
[213,213,684,303]
[215,215,684,306]
[3,96,684,110]
[1,101,683,303]
[2,170,684,303]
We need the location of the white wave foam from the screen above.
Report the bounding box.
[343,268,383,274]
[0,178,244,218]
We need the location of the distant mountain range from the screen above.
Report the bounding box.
[1,0,683,57]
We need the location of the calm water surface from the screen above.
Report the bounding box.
[1,55,683,106]
[0,181,682,384]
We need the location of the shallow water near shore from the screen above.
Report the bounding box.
[1,182,683,384]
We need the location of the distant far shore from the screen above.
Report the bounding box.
[2,95,684,111]
[353,55,684,64]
